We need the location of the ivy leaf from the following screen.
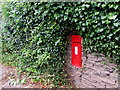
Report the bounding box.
[113,23,119,27]
[101,16,106,19]
[74,19,78,22]
[108,15,117,20]
[55,39,60,46]
[95,12,99,15]
[64,16,68,21]
[99,29,104,32]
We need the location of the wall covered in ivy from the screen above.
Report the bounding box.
[1,2,120,86]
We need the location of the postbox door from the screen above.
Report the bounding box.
[72,43,82,68]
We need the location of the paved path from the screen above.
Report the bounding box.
[0,64,2,89]
[0,64,28,89]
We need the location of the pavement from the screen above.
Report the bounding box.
[0,64,27,89]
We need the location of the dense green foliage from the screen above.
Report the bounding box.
[1,2,120,86]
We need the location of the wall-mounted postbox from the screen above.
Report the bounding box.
[71,35,82,68]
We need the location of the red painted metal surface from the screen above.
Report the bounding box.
[71,35,82,68]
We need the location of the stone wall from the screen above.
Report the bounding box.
[66,36,119,88]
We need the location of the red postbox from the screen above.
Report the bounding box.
[71,35,82,68]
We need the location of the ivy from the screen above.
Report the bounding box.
[1,2,120,86]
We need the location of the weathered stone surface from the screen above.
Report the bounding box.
[67,53,118,88]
